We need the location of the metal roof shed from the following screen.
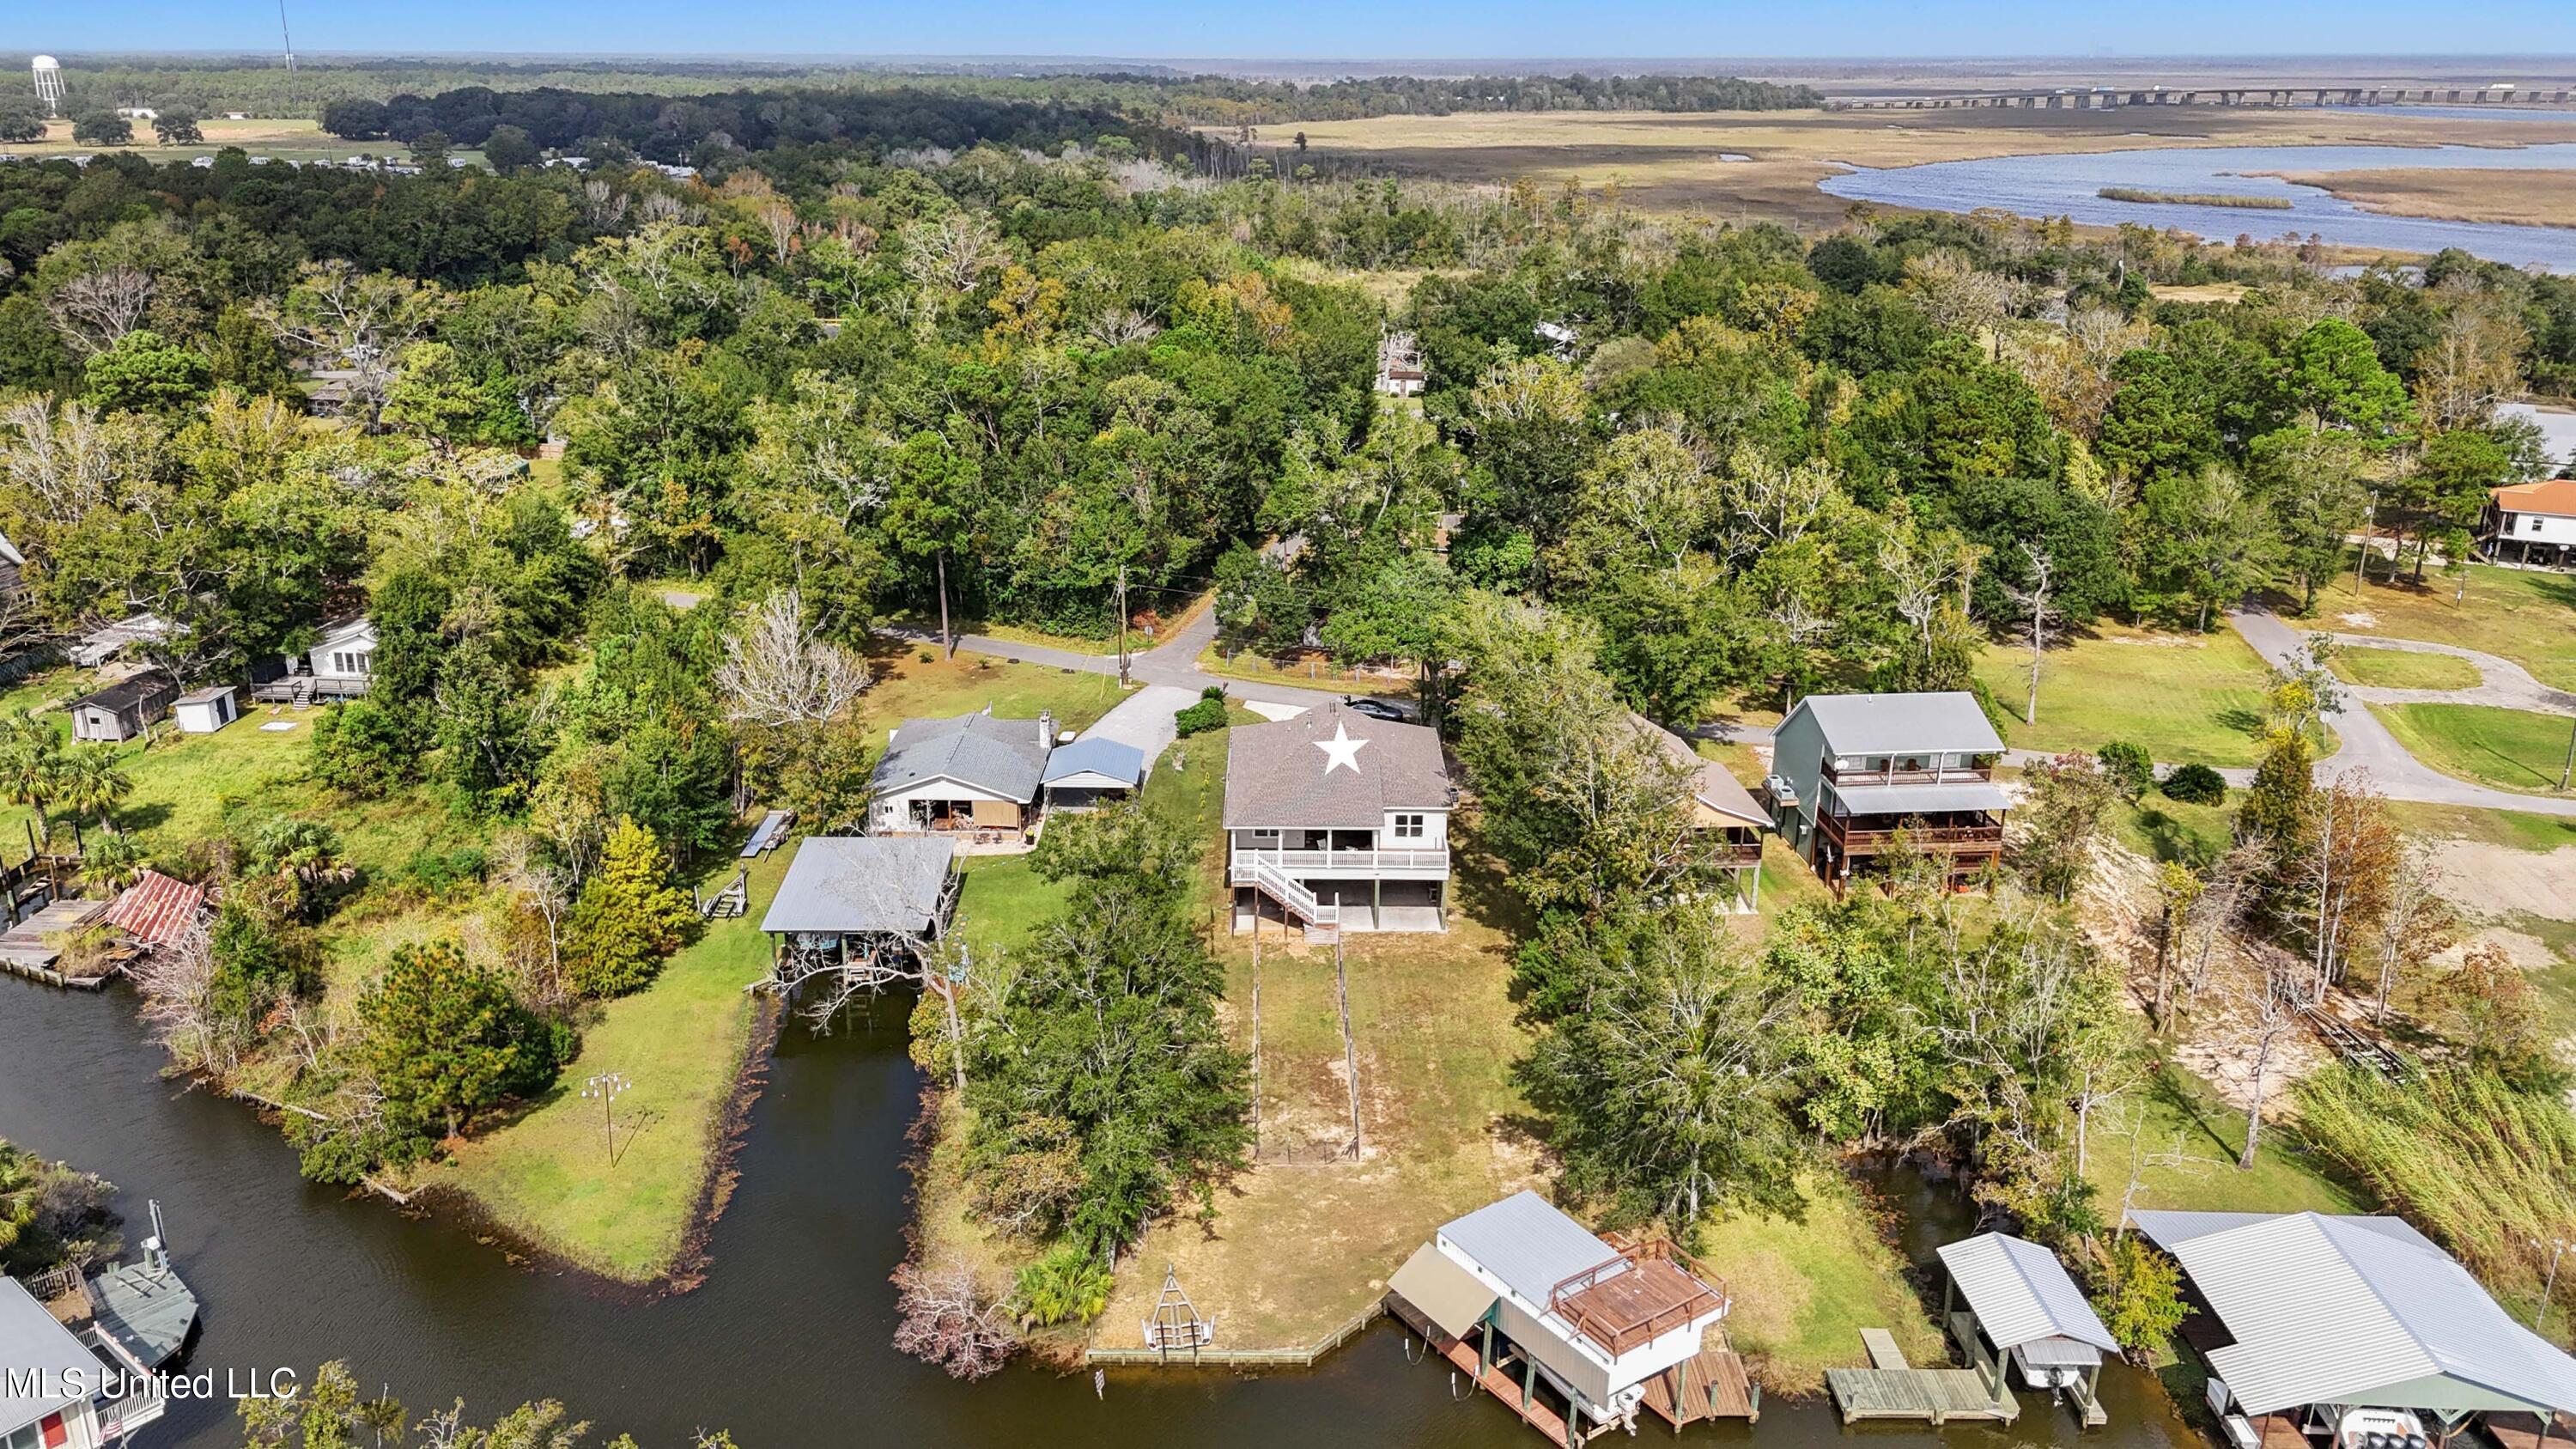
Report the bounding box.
[1939,1232,2117,1410]
[2133,1210,2576,1420]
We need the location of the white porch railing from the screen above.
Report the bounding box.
[1243,856,1336,926]
[1227,847,1450,876]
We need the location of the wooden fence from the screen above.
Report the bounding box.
[1084,1300,1384,1369]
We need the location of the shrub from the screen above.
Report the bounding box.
[2160,762,2226,805]
[1012,1244,1114,1327]
[1173,696,1227,736]
[2096,741,2154,801]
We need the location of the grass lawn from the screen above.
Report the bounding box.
[423,849,786,1282]
[1194,643,1414,698]
[1694,1172,1945,1396]
[2371,703,2574,795]
[2385,801,2576,852]
[2112,793,2235,866]
[1972,624,2300,769]
[951,855,1068,957]
[2083,1067,2363,1221]
[2318,563,2576,691]
[857,648,1127,738]
[2328,645,2483,691]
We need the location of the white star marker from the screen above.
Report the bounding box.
[1313,719,1371,775]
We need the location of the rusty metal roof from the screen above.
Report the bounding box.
[106,870,205,946]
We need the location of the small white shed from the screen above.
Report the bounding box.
[174,685,239,734]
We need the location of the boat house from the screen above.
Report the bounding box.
[1223,702,1452,934]
[1764,691,2007,891]
[760,836,959,968]
[1386,1191,1749,1442]
[1936,1232,2118,1425]
[2133,1209,2576,1449]
[868,709,1057,844]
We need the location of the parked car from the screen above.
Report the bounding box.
[1343,696,1411,722]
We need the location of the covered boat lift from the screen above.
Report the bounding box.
[1937,1232,2118,1425]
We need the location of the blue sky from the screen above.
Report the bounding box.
[12,1,2576,62]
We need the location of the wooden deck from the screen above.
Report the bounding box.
[2487,1413,2573,1449]
[1388,1297,1576,1448]
[1555,1257,1723,1358]
[1641,1342,1759,1427]
[1826,1328,2020,1426]
[2251,1414,2317,1449]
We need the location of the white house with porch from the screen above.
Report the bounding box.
[1223,702,1452,934]
[0,1275,167,1449]
[868,709,1058,845]
[250,615,375,703]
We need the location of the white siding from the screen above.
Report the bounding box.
[2503,509,2576,545]
[1380,808,1448,849]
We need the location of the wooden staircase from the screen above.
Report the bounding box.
[289,676,314,708]
[1243,856,1337,929]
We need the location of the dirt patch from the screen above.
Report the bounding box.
[2337,611,2381,629]
[2424,841,2576,922]
[2106,633,2201,648]
[2438,925,2561,971]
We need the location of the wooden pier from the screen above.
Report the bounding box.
[1826,1327,2020,1426]
[1641,1341,1760,1428]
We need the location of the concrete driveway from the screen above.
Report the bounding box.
[1072,683,1198,780]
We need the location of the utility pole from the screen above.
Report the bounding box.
[1115,565,1131,690]
[2354,495,2376,593]
[935,550,952,661]
[580,1070,630,1166]
[2561,715,2575,793]
[2537,1238,2570,1336]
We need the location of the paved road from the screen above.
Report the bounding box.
[2229,608,2576,817]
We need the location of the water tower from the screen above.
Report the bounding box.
[31,56,66,118]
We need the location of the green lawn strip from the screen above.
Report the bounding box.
[1972,626,2293,769]
[951,855,1069,959]
[2385,801,2576,851]
[2327,645,2482,691]
[1693,1171,1945,1397]
[2318,563,2576,692]
[422,849,786,1282]
[1193,642,1413,697]
[2082,1066,2364,1220]
[2112,795,2234,865]
[857,653,1128,738]
[2370,703,2575,795]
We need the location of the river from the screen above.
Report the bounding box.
[1817,141,2576,270]
[0,975,2203,1449]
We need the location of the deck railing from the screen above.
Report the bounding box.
[1819,815,2004,853]
[1546,1239,1731,1360]
[1227,847,1450,876]
[1822,761,1993,787]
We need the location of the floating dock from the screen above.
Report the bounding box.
[1826,1327,2020,1426]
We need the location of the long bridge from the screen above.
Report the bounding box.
[1831,84,2576,112]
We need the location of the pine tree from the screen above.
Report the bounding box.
[563,816,693,998]
[359,940,560,1145]
[2236,730,2315,855]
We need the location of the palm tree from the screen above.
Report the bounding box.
[0,1142,39,1255]
[55,748,131,834]
[0,713,64,849]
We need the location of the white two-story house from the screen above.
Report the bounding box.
[2488,478,2576,567]
[1223,703,1452,933]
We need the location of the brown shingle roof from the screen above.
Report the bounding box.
[1222,703,1449,830]
[1636,714,1768,829]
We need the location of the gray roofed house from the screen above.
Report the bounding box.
[0,1277,96,1441]
[762,836,958,940]
[1443,1190,1625,1310]
[1765,691,2010,892]
[2133,1209,2576,1424]
[1224,703,1452,934]
[1640,713,1768,910]
[868,709,1060,842]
